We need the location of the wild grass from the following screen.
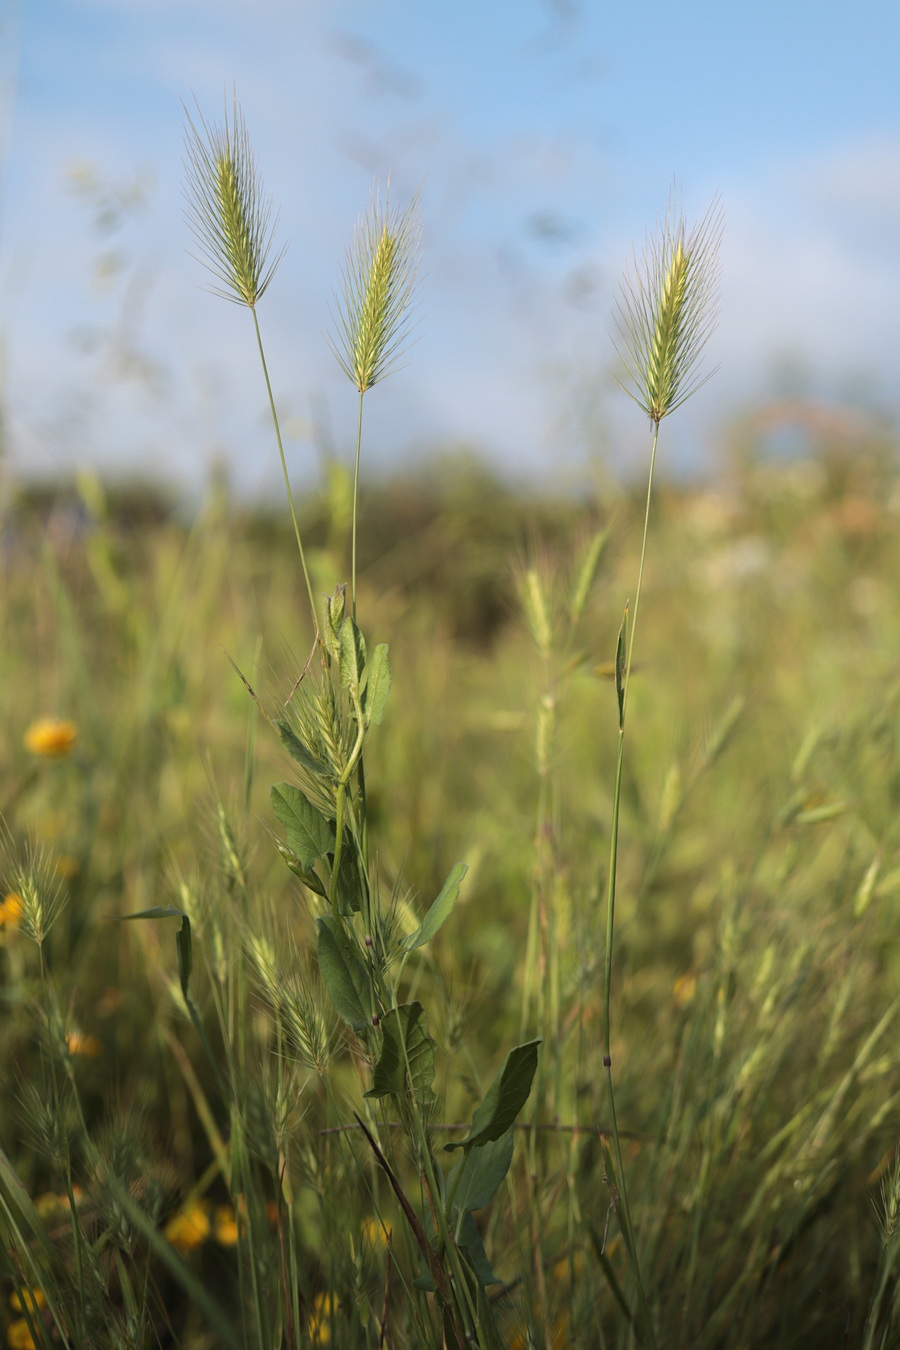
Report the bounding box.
[0,109,899,1348]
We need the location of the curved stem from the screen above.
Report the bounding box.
[251,308,319,635]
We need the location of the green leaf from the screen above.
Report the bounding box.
[119,905,185,921]
[335,836,365,915]
[339,616,366,690]
[473,1276,507,1346]
[445,1039,542,1152]
[316,916,370,1031]
[271,783,334,871]
[274,720,331,777]
[615,603,628,730]
[365,1002,436,1107]
[176,916,193,1001]
[415,1214,502,1293]
[446,1128,514,1220]
[458,1213,503,1288]
[400,862,468,952]
[274,841,328,897]
[363,644,391,726]
[117,907,194,1004]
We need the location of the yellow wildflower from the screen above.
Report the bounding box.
[24,719,78,758]
[213,1204,240,1247]
[8,1289,45,1314]
[164,1200,211,1253]
[307,1291,339,1345]
[0,894,23,942]
[361,1216,392,1248]
[65,1031,102,1058]
[673,973,698,1008]
[7,1319,36,1350]
[33,1192,65,1221]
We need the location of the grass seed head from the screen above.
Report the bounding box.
[330,183,422,393]
[2,839,67,947]
[614,188,723,423]
[183,94,284,308]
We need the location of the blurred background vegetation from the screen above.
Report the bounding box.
[2,397,900,1345]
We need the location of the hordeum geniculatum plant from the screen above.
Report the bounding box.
[599,189,723,1350]
[329,184,422,617]
[182,93,317,632]
[182,94,284,310]
[614,189,723,424]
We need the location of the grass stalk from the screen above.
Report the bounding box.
[251,308,319,634]
[600,192,722,1346]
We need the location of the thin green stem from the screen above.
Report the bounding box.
[351,390,365,622]
[601,417,662,1350]
[251,308,319,635]
[624,419,661,712]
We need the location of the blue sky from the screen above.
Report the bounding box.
[1,0,898,493]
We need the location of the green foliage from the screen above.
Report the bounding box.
[2,109,900,1348]
[445,1040,541,1153]
[2,440,900,1344]
[400,861,468,952]
[270,782,334,869]
[316,915,371,1031]
[365,1002,436,1107]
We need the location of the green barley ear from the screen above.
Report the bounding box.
[183,93,285,308]
[614,188,723,423]
[330,183,422,392]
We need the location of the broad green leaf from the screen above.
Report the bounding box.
[271,783,334,871]
[316,916,370,1031]
[445,1039,542,1152]
[365,1002,435,1107]
[339,616,366,690]
[274,720,331,777]
[363,644,391,726]
[400,862,468,952]
[459,1212,503,1288]
[446,1128,514,1220]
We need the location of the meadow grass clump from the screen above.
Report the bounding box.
[2,98,900,1350]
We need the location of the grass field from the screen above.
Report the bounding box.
[2,400,900,1347]
[0,114,898,1347]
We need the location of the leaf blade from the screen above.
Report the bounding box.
[271,782,334,871]
[401,862,468,952]
[316,916,370,1031]
[363,643,392,726]
[445,1039,541,1152]
[365,1002,436,1107]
